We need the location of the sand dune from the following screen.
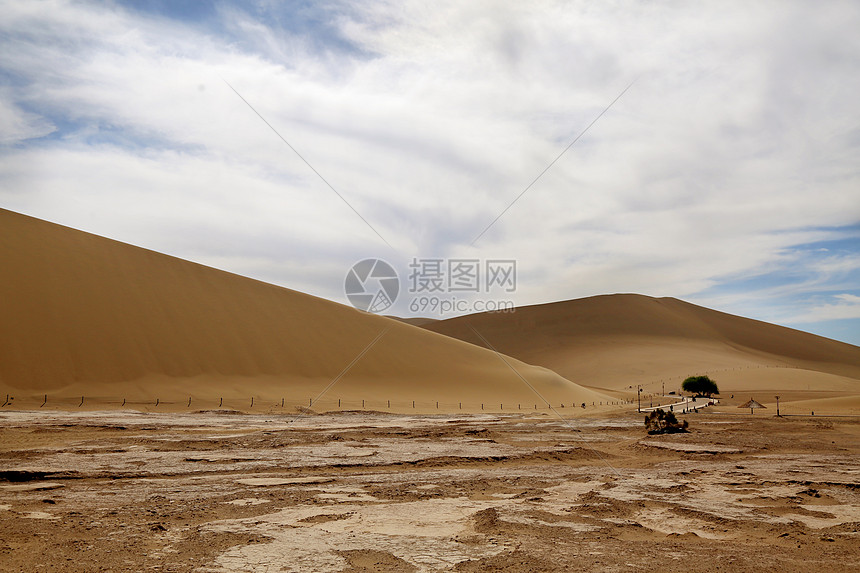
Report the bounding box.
[3,208,856,414]
[422,295,860,398]
[0,209,607,411]
[386,316,439,327]
[769,394,860,415]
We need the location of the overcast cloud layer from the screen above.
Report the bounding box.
[1,0,859,343]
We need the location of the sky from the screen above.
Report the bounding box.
[1,0,859,345]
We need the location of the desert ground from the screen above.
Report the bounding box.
[2,209,859,571]
[1,406,858,572]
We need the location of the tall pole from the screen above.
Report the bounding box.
[775,395,780,417]
[637,385,642,413]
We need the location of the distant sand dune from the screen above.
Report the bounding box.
[773,394,860,415]
[422,294,860,400]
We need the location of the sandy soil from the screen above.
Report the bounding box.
[1,408,858,572]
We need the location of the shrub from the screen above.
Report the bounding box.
[645,409,689,434]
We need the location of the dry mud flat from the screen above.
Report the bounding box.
[0,410,858,572]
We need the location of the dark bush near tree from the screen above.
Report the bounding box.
[645,409,689,434]
[681,375,719,397]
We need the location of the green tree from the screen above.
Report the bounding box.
[681,375,719,397]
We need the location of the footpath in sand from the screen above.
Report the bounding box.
[1,408,858,572]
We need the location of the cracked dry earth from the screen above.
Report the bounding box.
[0,410,858,572]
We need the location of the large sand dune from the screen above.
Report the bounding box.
[3,208,857,414]
[422,295,860,399]
[0,209,606,411]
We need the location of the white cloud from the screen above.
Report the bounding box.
[0,96,55,144]
[0,0,859,329]
[789,294,860,323]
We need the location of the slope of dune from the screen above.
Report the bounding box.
[0,209,608,411]
[422,294,860,396]
[386,316,439,327]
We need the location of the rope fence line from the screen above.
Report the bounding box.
[0,364,834,414]
[0,394,638,413]
[0,395,852,418]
